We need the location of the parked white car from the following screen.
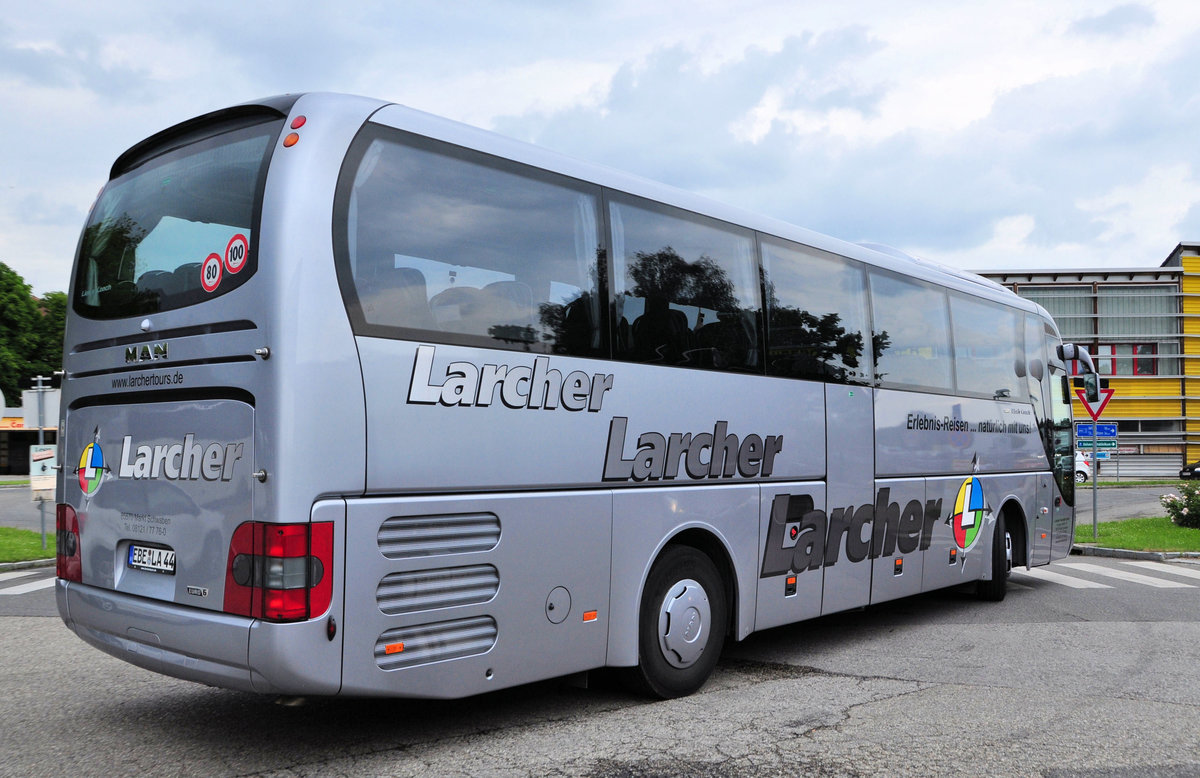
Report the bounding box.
[1075,452,1093,483]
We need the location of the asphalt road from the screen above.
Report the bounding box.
[0,486,56,538]
[1073,482,1176,524]
[2,557,1199,776]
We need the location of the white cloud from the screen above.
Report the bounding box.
[929,166,1200,271]
[3,1,1200,293]
[1078,164,1200,245]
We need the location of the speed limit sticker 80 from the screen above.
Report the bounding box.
[201,253,223,293]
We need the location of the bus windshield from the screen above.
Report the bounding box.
[72,116,282,319]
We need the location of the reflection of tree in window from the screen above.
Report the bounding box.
[84,216,148,278]
[537,292,595,355]
[536,250,604,357]
[871,332,891,384]
[487,324,537,347]
[765,279,886,384]
[620,247,755,369]
[80,215,152,310]
[629,248,738,312]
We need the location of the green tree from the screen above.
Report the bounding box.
[0,262,39,407]
[0,264,67,407]
[29,291,67,380]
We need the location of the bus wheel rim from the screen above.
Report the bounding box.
[657,578,711,669]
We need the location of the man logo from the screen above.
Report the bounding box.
[949,476,987,551]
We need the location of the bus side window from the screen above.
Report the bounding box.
[334,130,605,357]
[870,271,953,391]
[609,196,762,372]
[949,293,1022,400]
[761,238,871,385]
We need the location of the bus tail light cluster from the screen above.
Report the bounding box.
[223,522,333,622]
[56,504,82,582]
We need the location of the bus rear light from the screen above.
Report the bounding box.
[223,521,333,622]
[56,504,82,582]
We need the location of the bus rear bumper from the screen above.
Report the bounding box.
[57,579,257,693]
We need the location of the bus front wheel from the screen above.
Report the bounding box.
[976,512,1011,602]
[630,545,728,699]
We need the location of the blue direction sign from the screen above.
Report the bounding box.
[1076,422,1118,438]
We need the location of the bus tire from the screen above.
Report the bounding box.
[630,545,728,699]
[976,512,1010,602]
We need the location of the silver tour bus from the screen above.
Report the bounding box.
[56,93,1091,699]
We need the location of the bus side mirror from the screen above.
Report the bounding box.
[1058,343,1097,375]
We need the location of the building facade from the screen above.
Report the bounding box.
[983,242,1200,477]
[0,388,59,476]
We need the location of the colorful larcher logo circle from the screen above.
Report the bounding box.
[78,442,105,496]
[950,476,987,551]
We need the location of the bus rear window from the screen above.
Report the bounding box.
[73,117,281,319]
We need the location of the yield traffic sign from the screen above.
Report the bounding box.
[1075,387,1114,421]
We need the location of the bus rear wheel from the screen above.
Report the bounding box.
[630,545,728,699]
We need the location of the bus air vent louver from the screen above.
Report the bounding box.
[377,513,500,558]
[376,565,499,615]
[374,616,498,671]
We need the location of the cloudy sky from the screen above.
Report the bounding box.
[3,0,1200,295]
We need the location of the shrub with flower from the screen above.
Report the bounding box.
[1161,483,1200,529]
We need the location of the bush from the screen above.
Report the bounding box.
[1160,484,1200,529]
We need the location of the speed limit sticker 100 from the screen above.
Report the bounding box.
[225,233,248,274]
[201,253,222,293]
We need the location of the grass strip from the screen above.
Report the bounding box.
[1075,516,1200,552]
[0,527,53,563]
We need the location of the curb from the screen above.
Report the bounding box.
[1071,545,1200,562]
[0,558,54,572]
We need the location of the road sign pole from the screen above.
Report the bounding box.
[34,375,46,550]
[1075,386,1114,542]
[31,375,52,549]
[1092,425,1098,540]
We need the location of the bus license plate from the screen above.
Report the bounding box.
[128,544,176,575]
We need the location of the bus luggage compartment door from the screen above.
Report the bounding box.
[340,491,611,698]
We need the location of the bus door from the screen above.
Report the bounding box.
[820,384,875,615]
[1028,316,1055,566]
[1048,364,1077,559]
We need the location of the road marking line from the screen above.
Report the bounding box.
[0,577,56,596]
[0,571,36,583]
[1120,560,1200,581]
[1059,562,1193,588]
[1011,567,1111,589]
